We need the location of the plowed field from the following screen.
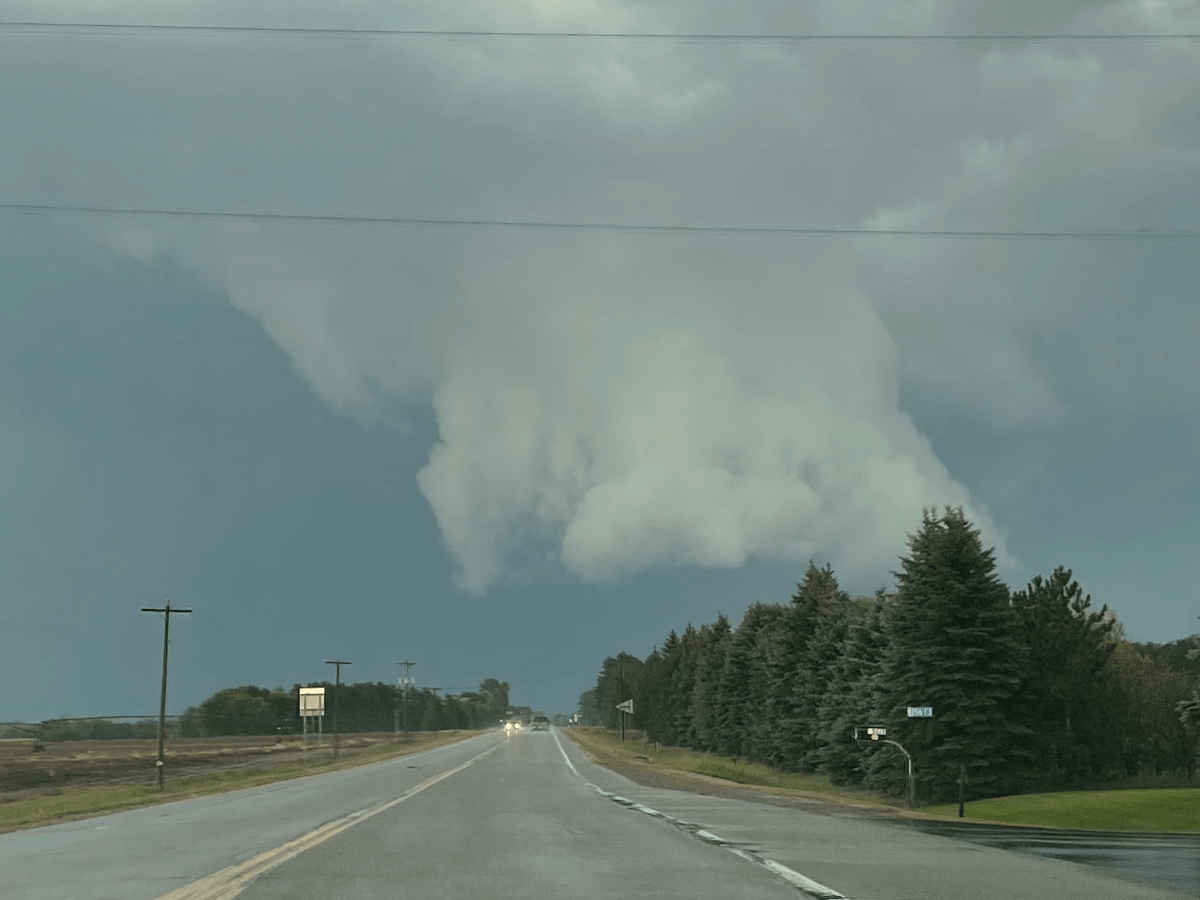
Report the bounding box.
[0,733,411,800]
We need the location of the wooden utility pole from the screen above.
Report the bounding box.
[619,656,625,742]
[397,660,416,741]
[141,600,191,790]
[324,660,352,761]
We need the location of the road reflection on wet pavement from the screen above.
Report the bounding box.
[893,820,1199,897]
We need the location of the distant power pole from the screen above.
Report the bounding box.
[430,688,441,734]
[324,660,352,761]
[619,656,625,742]
[398,660,416,741]
[141,600,191,790]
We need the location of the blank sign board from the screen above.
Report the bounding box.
[300,687,326,716]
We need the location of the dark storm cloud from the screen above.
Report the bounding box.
[1,0,1197,626]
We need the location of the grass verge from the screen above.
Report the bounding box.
[0,731,476,834]
[564,728,1200,833]
[923,789,1200,832]
[564,728,903,813]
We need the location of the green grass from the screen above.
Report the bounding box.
[0,731,475,834]
[924,788,1200,832]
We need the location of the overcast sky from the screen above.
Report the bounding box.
[2,0,1198,723]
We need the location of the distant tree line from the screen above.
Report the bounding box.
[1,717,166,742]
[179,677,511,737]
[582,506,1200,803]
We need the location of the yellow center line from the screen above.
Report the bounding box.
[154,740,501,900]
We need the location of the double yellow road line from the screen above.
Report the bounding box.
[156,741,499,900]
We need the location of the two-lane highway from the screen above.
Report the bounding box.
[0,731,795,900]
[1,729,1191,899]
[232,729,798,900]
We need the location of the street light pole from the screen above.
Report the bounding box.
[881,739,915,807]
[324,660,352,761]
[855,727,916,808]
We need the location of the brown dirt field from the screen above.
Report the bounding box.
[0,732,429,801]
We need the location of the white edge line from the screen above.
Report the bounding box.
[551,730,846,899]
[762,859,847,899]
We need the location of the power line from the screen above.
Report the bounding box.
[0,538,145,595]
[2,201,1196,242]
[1,22,1198,43]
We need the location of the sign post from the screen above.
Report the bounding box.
[299,688,325,755]
[957,764,968,818]
[616,699,634,742]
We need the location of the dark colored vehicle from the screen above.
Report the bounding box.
[530,715,550,732]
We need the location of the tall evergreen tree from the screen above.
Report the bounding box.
[639,632,683,743]
[865,506,1030,801]
[716,604,786,758]
[577,688,598,726]
[671,625,702,746]
[593,653,643,729]
[1011,567,1119,787]
[766,562,841,770]
[794,582,853,771]
[745,605,789,762]
[689,614,732,751]
[815,593,889,783]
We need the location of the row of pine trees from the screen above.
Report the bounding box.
[581,506,1200,803]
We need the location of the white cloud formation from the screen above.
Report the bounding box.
[413,238,1010,593]
[5,0,1197,593]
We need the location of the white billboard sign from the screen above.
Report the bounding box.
[300,687,326,717]
[907,706,933,718]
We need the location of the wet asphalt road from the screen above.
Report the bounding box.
[0,728,1192,899]
[899,819,1200,898]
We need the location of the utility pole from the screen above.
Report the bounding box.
[430,688,441,735]
[619,656,625,742]
[141,599,191,790]
[324,660,352,761]
[398,660,416,741]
